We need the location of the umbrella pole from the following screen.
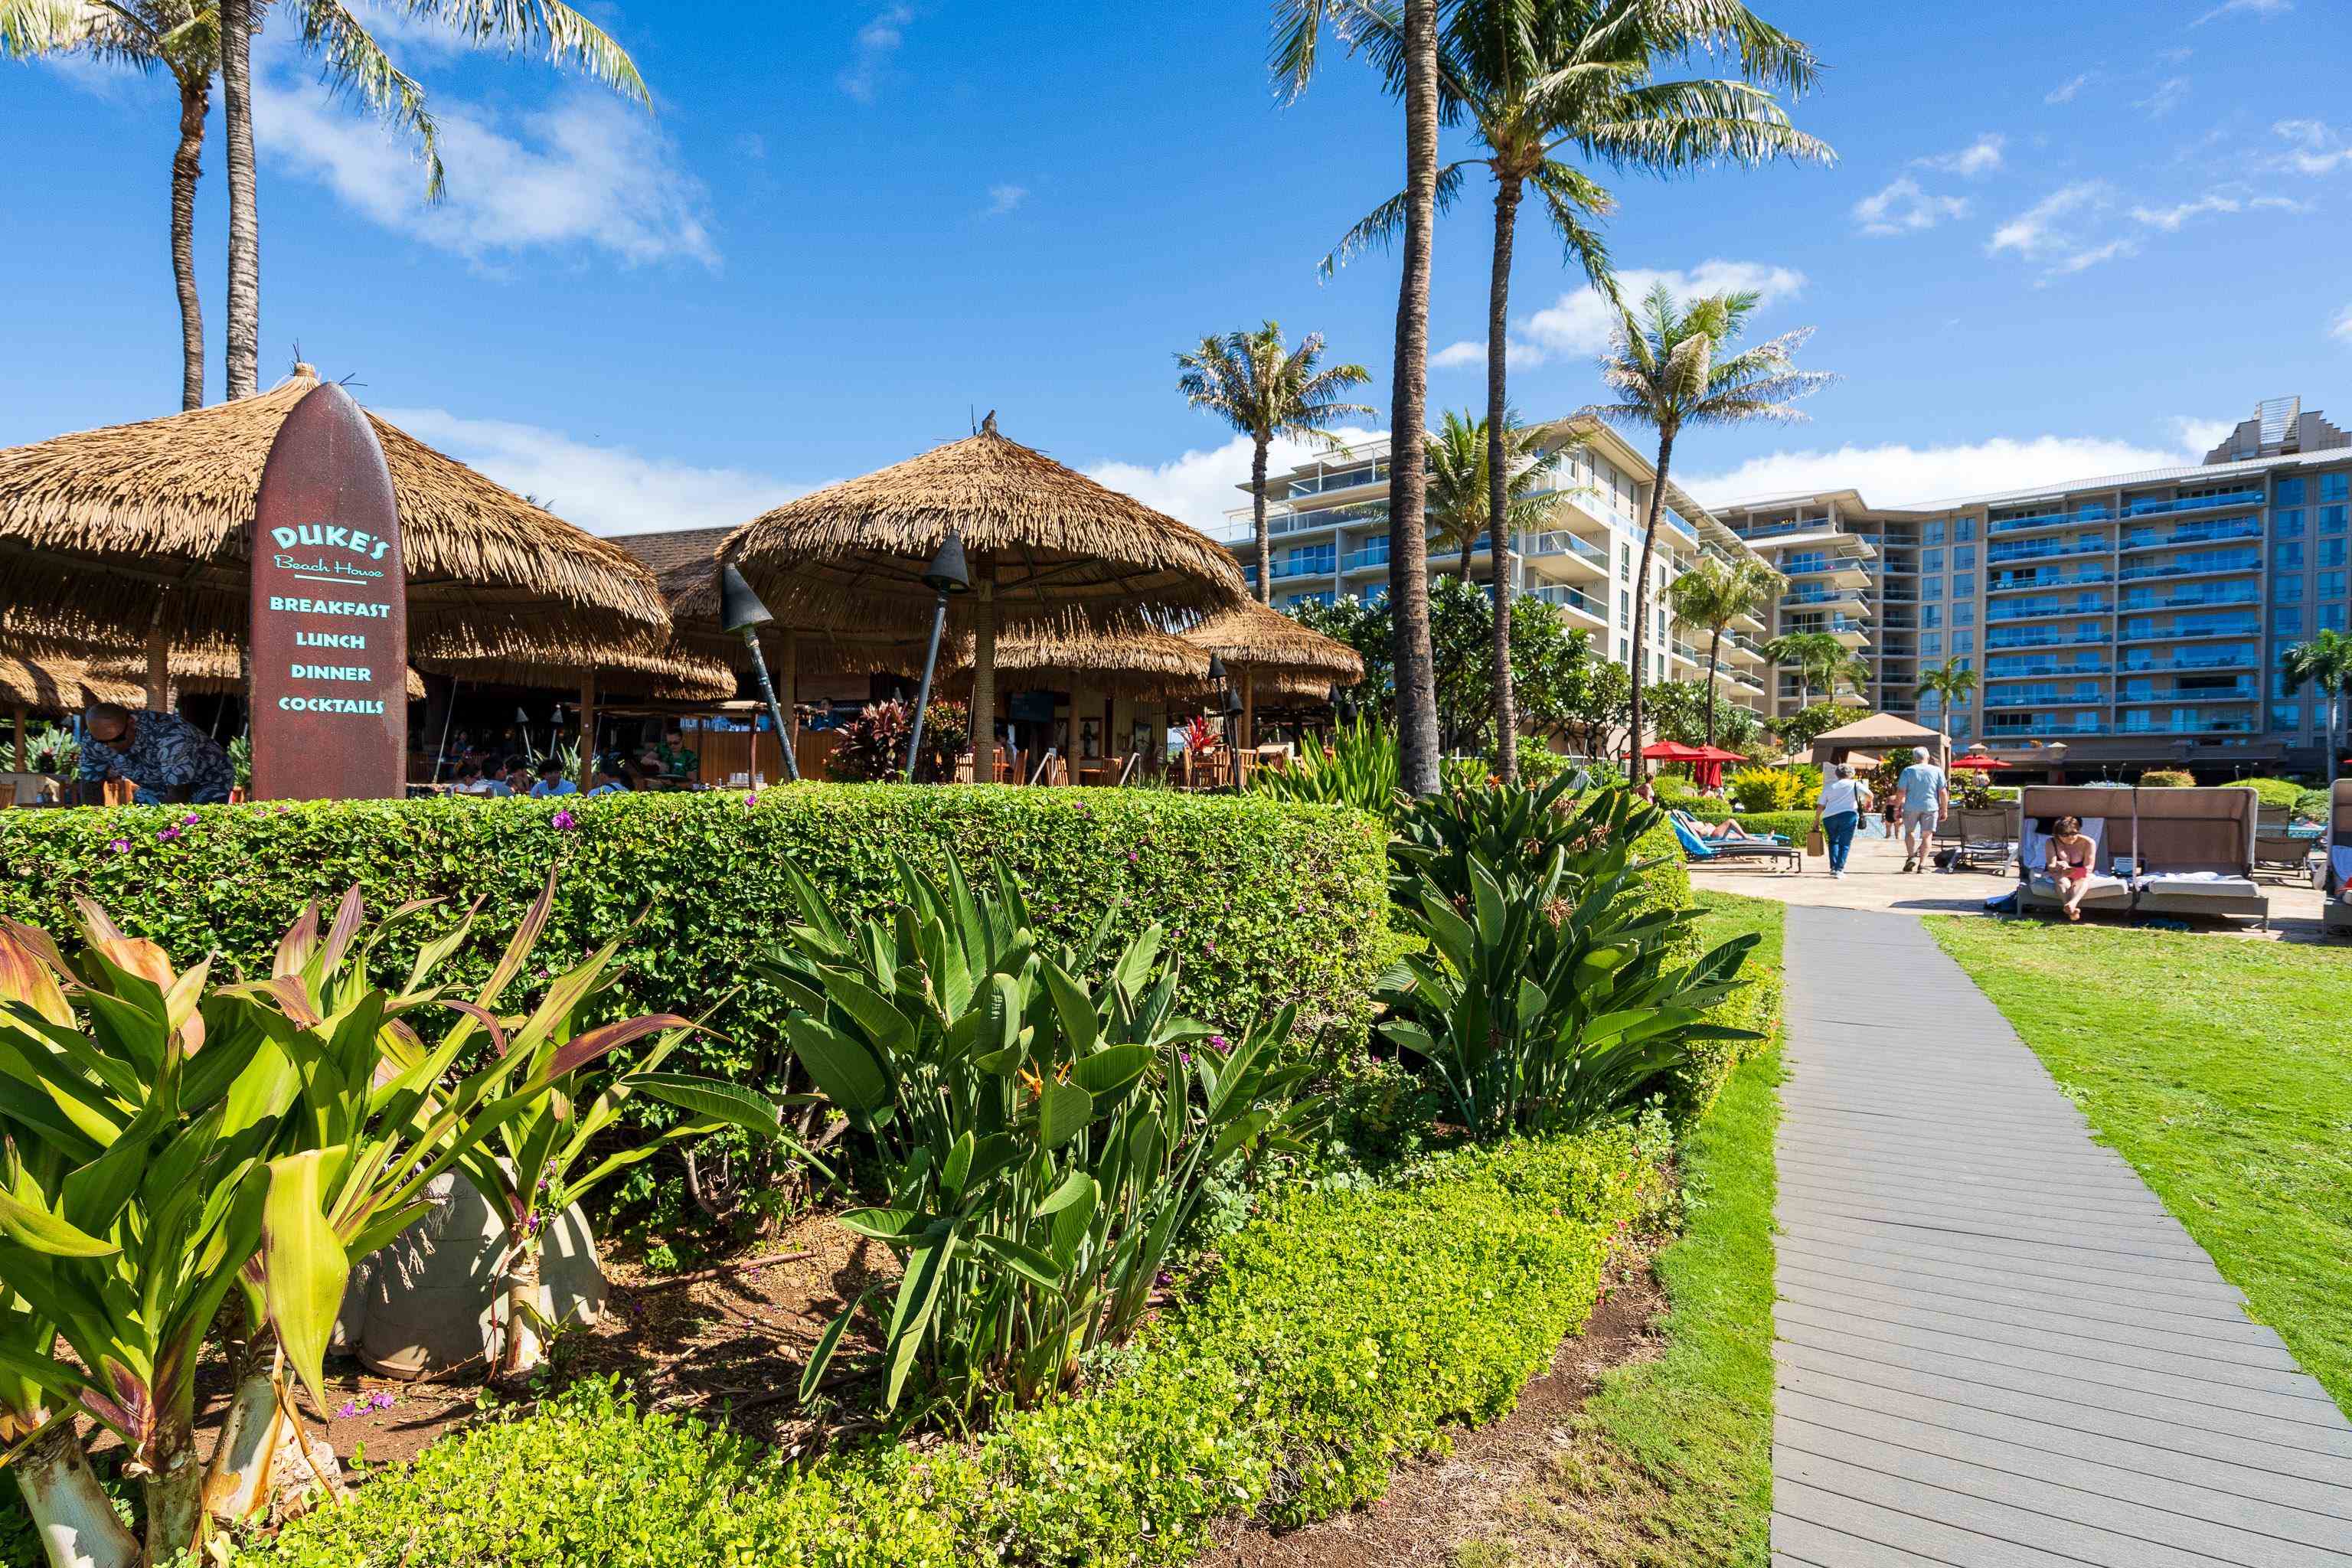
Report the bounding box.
[431,678,460,785]
[970,573,997,784]
[903,595,950,782]
[1241,673,1254,753]
[741,631,799,786]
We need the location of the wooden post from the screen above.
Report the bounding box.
[577,668,597,790]
[11,704,25,773]
[145,612,172,712]
[970,573,997,784]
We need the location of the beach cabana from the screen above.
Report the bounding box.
[721,413,1249,781]
[1178,600,1364,748]
[0,366,672,705]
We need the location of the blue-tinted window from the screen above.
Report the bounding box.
[2326,604,2349,632]
[1922,576,1943,599]
[2276,606,2305,636]
[2276,477,2307,505]
[1952,631,1974,654]
[1954,603,1975,626]
[2271,704,2302,733]
[1922,604,1942,629]
[2275,541,2305,570]
[2321,472,2349,502]
[1921,548,1945,573]
[1920,631,1942,656]
[1953,545,1977,569]
[2274,573,2304,604]
[2276,509,2306,539]
[2321,538,2348,569]
[1954,518,1977,541]
[1952,573,1976,597]
[1925,520,1945,545]
[2322,505,2348,535]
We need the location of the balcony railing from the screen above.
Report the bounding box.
[1986,596,2112,622]
[1984,660,2112,679]
[2115,713,2259,735]
[2118,649,2259,673]
[1781,587,1865,607]
[1340,547,1389,573]
[2116,617,2262,642]
[1987,535,2112,566]
[2118,683,2258,704]
[1989,505,2114,536]
[1272,556,1334,580]
[2115,554,2261,583]
[1985,629,2109,652]
[2119,488,2264,519]
[1522,530,1608,567]
[1988,567,2112,593]
[2120,517,2262,551]
[1665,508,1699,541]
[1984,688,2106,709]
[1532,584,1602,616]
[2118,585,2260,612]
[1983,717,2111,736]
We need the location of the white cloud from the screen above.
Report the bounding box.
[2128,191,2242,229]
[1987,181,2110,259]
[2333,305,2352,345]
[1916,133,2004,178]
[840,3,914,102]
[1428,339,1544,371]
[984,182,1028,216]
[1085,427,1383,536]
[2134,76,2191,116]
[377,407,821,535]
[2046,73,2092,103]
[2193,0,2289,24]
[1684,430,2219,510]
[2166,416,2237,453]
[1852,177,1970,237]
[2272,119,2350,175]
[253,64,714,266]
[1510,260,1808,364]
[2050,238,2137,275]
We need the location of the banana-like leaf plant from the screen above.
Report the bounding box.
[757,854,1322,1417]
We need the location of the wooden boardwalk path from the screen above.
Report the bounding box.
[1773,905,2352,1566]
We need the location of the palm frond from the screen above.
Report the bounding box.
[0,0,84,54]
[394,0,646,105]
[1321,160,1472,277]
[1528,157,1617,297]
[1576,78,1833,174]
[299,0,446,198]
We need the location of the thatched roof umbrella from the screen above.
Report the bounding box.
[1180,601,1365,746]
[720,413,1250,780]
[0,366,672,707]
[949,625,1211,697]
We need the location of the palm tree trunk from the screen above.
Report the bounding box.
[1387,0,1441,797]
[172,70,209,411]
[1251,434,1272,606]
[11,1417,142,1568]
[1459,537,1474,578]
[1487,179,1522,785]
[1704,627,1723,751]
[1625,427,1674,781]
[221,0,260,400]
[146,1395,207,1565]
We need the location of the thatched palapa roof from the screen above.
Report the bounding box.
[1180,601,1365,686]
[606,526,919,679]
[0,655,137,712]
[0,367,671,650]
[413,629,737,703]
[949,626,1210,697]
[720,414,1250,635]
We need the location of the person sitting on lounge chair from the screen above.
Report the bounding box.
[1676,811,1780,844]
[2050,814,2098,923]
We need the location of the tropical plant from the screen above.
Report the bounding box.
[1176,322,1373,603]
[1592,286,1830,777]
[1666,556,1782,748]
[1181,713,1222,757]
[1768,700,1849,753]
[1725,765,1811,813]
[1381,780,1759,1140]
[1760,629,1845,704]
[15,722,77,776]
[2281,629,2352,788]
[1274,0,1442,797]
[760,857,1321,1417]
[826,697,969,784]
[1916,654,1978,740]
[211,0,646,400]
[1641,678,1763,755]
[1252,714,1402,817]
[2140,768,2194,789]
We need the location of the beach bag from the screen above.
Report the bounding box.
[1806,825,1826,858]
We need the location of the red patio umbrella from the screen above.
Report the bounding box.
[1638,740,1710,762]
[1689,743,1746,791]
[1949,753,2005,772]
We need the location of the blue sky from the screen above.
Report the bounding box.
[5,0,2347,538]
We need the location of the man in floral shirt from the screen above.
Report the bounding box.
[76,703,236,805]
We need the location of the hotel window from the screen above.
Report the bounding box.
[1922,576,1943,599]
[2276,510,2306,539]
[1953,603,1975,627]
[2321,538,2348,569]
[2324,571,2349,599]
[1921,604,1942,629]
[2274,541,2304,570]
[1620,589,1631,620]
[2324,509,2350,539]
[1619,543,1631,580]
[1920,632,1942,656]
[2273,573,2303,604]
[2271,704,2303,733]
[2326,604,2350,632]
[1952,631,1974,654]
[1921,548,1945,573]
[1953,518,1977,542]
[1953,545,1977,570]
[1952,573,1975,597]
[2276,606,2305,636]
[1617,639,1629,663]
[1924,520,1945,545]
[2322,472,2349,502]
[2277,477,2307,505]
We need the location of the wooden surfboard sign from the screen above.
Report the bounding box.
[247,378,409,801]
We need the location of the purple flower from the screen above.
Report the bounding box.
[1209,1034,1230,1053]
[551,808,577,831]
[368,1390,397,1412]
[335,1399,362,1420]
[743,792,760,808]
[108,838,132,854]
[181,813,199,826]
[157,827,181,843]
[1179,1051,1193,1066]
[1125,850,1138,863]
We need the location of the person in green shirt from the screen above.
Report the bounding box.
[655,728,698,779]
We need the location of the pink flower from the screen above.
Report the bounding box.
[743,792,760,807]
[157,827,181,842]
[181,813,199,826]
[368,1390,396,1412]
[108,838,132,854]
[551,808,577,831]
[1209,1034,1230,1053]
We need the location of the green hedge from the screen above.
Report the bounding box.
[1731,811,1815,843]
[0,786,1391,1070]
[243,1129,1662,1568]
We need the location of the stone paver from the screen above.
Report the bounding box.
[1771,904,2352,1568]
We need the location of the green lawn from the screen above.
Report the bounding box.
[1459,892,1784,1568]
[1930,918,2352,1416]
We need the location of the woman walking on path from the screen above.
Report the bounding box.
[1811,762,1873,880]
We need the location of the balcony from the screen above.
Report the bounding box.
[2118,648,2259,673]
[1271,556,1334,581]
[1983,717,2111,737]
[1987,534,2112,566]
[2114,554,2261,584]
[1780,586,1871,613]
[2116,617,2262,642]
[1984,688,2107,709]
[1521,529,1607,578]
[1989,505,2114,537]
[1664,508,1699,542]
[2118,585,2259,612]
[1985,595,2112,623]
[1531,583,1606,625]
[1671,641,1702,663]
[1988,567,2112,594]
[1985,628,2109,652]
[2120,516,2263,552]
[1340,546,1389,573]
[2115,712,2259,735]
[1984,659,2112,679]
[2118,681,2258,704]
[2119,488,2264,520]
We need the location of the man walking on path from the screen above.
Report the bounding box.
[1896,746,1949,874]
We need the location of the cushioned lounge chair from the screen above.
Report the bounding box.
[2128,786,2269,930]
[1668,812,1801,873]
[2323,779,2352,939]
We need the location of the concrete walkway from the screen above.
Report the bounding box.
[1772,905,2352,1567]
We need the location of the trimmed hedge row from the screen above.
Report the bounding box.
[244,1129,1664,1568]
[0,786,1392,1070]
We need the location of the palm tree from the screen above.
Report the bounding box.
[2282,629,2352,788]
[217,0,646,400]
[1665,555,1782,750]
[7,2,220,409]
[1916,654,1978,742]
[1592,285,1829,779]
[1762,629,1846,704]
[1275,0,1443,796]
[1177,323,1373,604]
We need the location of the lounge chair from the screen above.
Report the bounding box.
[1668,812,1802,873]
[2014,785,2132,920]
[2126,785,2269,929]
[2322,780,2352,939]
[1951,805,2017,871]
